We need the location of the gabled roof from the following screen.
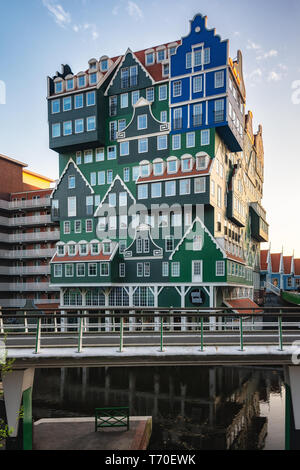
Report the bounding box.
[224,299,263,315]
[294,259,300,276]
[260,250,268,271]
[283,256,293,275]
[51,158,94,198]
[271,253,282,273]
[94,175,136,216]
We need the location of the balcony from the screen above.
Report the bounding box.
[10,198,51,210]
[0,215,53,227]
[0,266,51,276]
[0,248,56,259]
[0,282,58,292]
[249,203,269,243]
[0,230,60,243]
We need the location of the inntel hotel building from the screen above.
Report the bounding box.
[47,14,269,316]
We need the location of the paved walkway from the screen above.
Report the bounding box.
[33,417,152,451]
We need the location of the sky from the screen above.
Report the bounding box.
[0,0,299,255]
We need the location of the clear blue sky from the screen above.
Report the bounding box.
[0,0,300,255]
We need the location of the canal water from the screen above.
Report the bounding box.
[30,366,293,450]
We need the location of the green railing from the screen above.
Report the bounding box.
[95,407,130,432]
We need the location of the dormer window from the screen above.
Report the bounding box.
[55,81,63,93]
[91,242,100,255]
[167,158,178,174]
[103,241,111,255]
[169,46,177,56]
[90,73,97,85]
[140,163,150,177]
[68,244,76,256]
[146,52,155,66]
[78,75,86,88]
[100,59,108,72]
[66,78,74,91]
[157,48,166,63]
[196,154,208,170]
[181,156,193,172]
[89,61,97,70]
[153,160,164,176]
[79,243,88,256]
[57,244,65,256]
[162,63,169,77]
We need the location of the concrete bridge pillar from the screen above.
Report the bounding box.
[2,368,35,450]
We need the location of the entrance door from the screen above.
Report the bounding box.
[192,261,203,282]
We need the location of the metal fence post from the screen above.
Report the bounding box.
[35,317,41,354]
[278,312,283,351]
[77,317,83,353]
[239,317,244,351]
[159,316,165,352]
[200,316,204,352]
[119,317,124,353]
[24,311,28,334]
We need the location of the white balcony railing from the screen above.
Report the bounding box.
[9,198,51,210]
[0,266,51,275]
[0,283,58,292]
[8,215,53,226]
[0,248,56,259]
[0,230,60,243]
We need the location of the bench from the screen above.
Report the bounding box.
[95,407,130,432]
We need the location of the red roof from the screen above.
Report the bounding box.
[226,252,246,265]
[138,160,212,184]
[52,253,111,263]
[271,253,281,273]
[260,250,268,271]
[224,298,263,314]
[283,256,293,274]
[294,259,300,276]
[134,41,181,82]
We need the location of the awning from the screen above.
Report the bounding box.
[224,298,263,315]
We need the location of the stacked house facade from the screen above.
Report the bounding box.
[261,249,300,292]
[0,153,60,309]
[48,14,268,316]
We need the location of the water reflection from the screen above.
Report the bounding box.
[32,366,285,450]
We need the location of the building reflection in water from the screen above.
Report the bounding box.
[32,366,285,450]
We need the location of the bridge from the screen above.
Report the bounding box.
[1,306,300,449]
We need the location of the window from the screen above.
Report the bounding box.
[121,93,128,108]
[63,121,72,136]
[171,262,180,277]
[100,59,108,71]
[138,114,147,130]
[52,99,60,114]
[108,146,117,160]
[137,263,143,277]
[75,220,82,233]
[153,162,164,176]
[195,177,206,194]
[132,166,140,181]
[165,236,174,252]
[146,87,154,102]
[63,97,72,112]
[123,167,130,182]
[186,52,192,69]
[157,49,166,62]
[98,171,105,185]
[119,192,127,207]
[163,63,169,76]
[146,52,154,65]
[138,138,148,153]
[193,236,203,251]
[109,96,117,116]
[68,244,76,256]
[82,198,92,219]
[96,148,104,161]
[119,263,126,278]
[55,81,63,93]
[138,184,148,200]
[107,170,113,184]
[120,141,129,156]
[80,244,88,256]
[182,157,193,172]
[130,65,138,86]
[109,193,116,207]
[91,243,100,255]
[162,262,169,277]
[100,263,109,276]
[217,185,222,208]
[215,71,224,88]
[64,221,70,234]
[140,163,150,177]
[144,263,150,277]
[77,264,85,277]
[216,261,225,276]
[87,116,96,131]
[193,103,202,127]
[132,90,140,105]
[109,121,117,141]
[68,197,76,217]
[169,46,177,55]
[78,75,86,88]
[65,264,74,277]
[151,183,162,198]
[144,239,150,253]
[118,119,126,132]
[201,129,210,146]
[87,91,96,106]
[86,219,93,232]
[193,76,203,93]
[186,132,195,148]
[215,99,224,123]
[204,48,210,65]
[75,94,83,109]
[75,119,84,134]
[68,175,75,189]
[194,50,202,67]
[167,159,177,174]
[173,108,182,130]
[84,150,93,163]
[197,155,208,170]
[159,85,167,101]
[89,73,97,85]
[54,264,62,277]
[160,110,167,122]
[180,179,191,195]
[172,134,181,150]
[165,180,176,197]
[173,81,182,97]
[157,135,168,150]
[52,123,60,138]
[88,264,97,277]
